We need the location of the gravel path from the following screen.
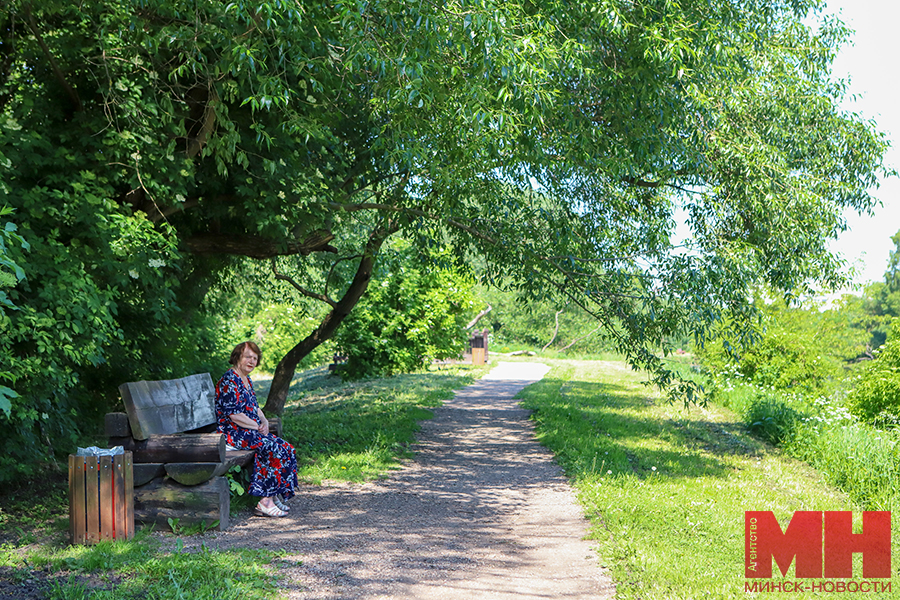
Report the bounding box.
[194,362,615,599]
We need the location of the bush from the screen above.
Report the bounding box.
[846,321,900,423]
[334,243,474,380]
[697,299,845,396]
[744,397,805,446]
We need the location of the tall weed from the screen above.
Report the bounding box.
[711,372,900,513]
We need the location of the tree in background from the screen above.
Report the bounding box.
[0,0,890,477]
[697,298,861,396]
[845,230,900,351]
[474,285,608,354]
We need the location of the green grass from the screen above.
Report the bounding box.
[0,531,281,600]
[518,359,895,599]
[274,361,489,483]
[704,373,900,516]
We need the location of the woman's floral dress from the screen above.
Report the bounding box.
[215,369,298,499]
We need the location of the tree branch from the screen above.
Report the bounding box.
[264,219,400,415]
[466,305,492,329]
[22,4,82,113]
[541,306,565,352]
[271,260,337,308]
[559,325,602,352]
[329,201,501,246]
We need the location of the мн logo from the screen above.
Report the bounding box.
[745,511,891,578]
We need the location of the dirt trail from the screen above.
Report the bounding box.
[196,362,616,599]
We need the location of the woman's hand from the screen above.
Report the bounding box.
[257,408,270,435]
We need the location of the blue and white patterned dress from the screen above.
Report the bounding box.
[215,369,298,499]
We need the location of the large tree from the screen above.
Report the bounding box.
[0,0,889,460]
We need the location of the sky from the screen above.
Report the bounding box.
[823,0,900,290]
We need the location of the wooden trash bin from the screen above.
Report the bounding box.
[472,347,486,365]
[470,329,488,365]
[69,451,134,544]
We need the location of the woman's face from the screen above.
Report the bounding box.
[236,347,259,376]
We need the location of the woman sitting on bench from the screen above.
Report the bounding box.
[215,341,298,518]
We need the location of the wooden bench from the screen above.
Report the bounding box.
[105,373,280,530]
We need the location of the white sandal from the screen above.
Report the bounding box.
[274,496,290,512]
[254,502,287,518]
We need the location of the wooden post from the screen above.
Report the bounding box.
[134,476,231,530]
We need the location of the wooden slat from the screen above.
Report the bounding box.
[118,373,216,440]
[124,452,134,539]
[112,453,134,541]
[113,454,124,540]
[98,456,114,541]
[84,457,100,544]
[69,455,86,545]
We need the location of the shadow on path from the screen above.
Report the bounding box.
[192,363,615,599]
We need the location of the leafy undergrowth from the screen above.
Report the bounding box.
[518,359,893,599]
[275,362,489,483]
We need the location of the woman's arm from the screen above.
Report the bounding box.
[229,412,261,431]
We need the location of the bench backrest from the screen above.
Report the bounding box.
[118,373,216,440]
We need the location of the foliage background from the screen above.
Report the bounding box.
[0,0,892,480]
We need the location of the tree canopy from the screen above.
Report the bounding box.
[0,0,890,476]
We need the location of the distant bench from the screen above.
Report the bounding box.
[105,373,281,530]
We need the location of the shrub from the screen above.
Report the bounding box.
[334,243,474,380]
[846,321,900,423]
[744,397,805,446]
[697,299,845,396]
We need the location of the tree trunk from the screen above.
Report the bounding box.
[263,222,397,415]
[541,306,566,352]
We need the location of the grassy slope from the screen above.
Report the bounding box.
[518,359,895,599]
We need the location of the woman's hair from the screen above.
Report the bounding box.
[229,341,262,366]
